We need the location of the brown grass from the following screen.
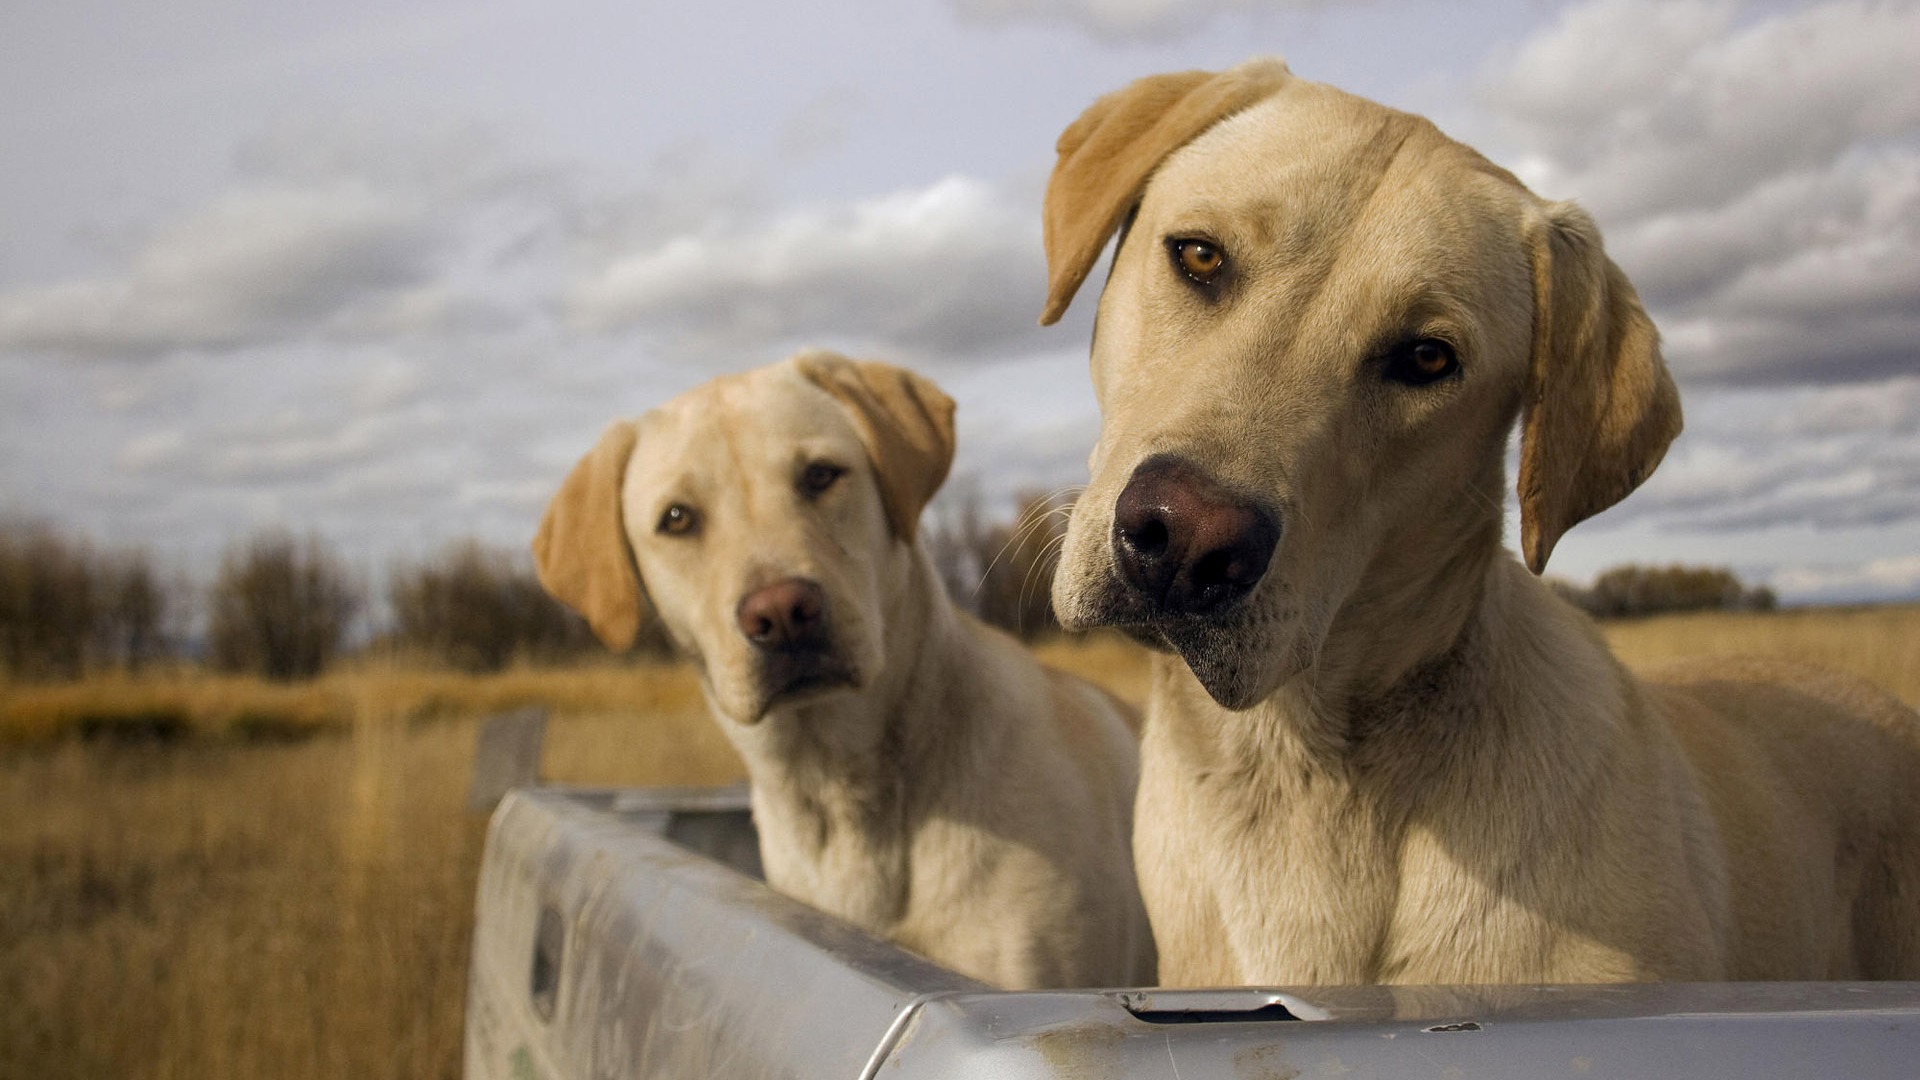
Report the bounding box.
[1600,604,1920,705]
[0,660,740,1080]
[1034,630,1158,707]
[2,605,1915,1080]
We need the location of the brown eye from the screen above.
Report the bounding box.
[1384,338,1460,386]
[657,503,699,536]
[1169,238,1226,284]
[800,461,844,497]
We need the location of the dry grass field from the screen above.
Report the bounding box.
[3,606,1916,1080]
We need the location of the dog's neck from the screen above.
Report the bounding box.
[1243,455,1583,765]
[1182,547,1615,801]
[1317,459,1505,698]
[719,544,978,928]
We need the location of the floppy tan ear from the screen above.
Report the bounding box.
[531,420,650,650]
[792,351,956,541]
[1040,57,1292,326]
[1517,202,1683,574]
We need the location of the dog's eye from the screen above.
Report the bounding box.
[1384,339,1460,386]
[1168,238,1226,285]
[657,503,699,536]
[799,461,845,497]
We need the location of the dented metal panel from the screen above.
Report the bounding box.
[464,786,1920,1079]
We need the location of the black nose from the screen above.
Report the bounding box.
[735,578,829,650]
[1112,455,1279,616]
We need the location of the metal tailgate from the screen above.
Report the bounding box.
[465,786,1920,1079]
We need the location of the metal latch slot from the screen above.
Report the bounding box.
[1116,990,1330,1024]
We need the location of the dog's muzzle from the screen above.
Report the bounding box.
[736,577,858,712]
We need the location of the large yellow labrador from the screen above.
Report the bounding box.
[1042,59,1920,984]
[532,352,1153,989]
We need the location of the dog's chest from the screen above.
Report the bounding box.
[1143,723,1556,984]
[748,777,911,932]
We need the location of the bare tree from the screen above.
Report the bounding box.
[207,531,362,680]
[388,540,603,671]
[926,489,1073,640]
[0,523,98,678]
[94,550,168,671]
[0,522,179,677]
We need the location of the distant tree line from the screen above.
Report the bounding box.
[0,520,614,682]
[0,508,1785,683]
[1548,564,1777,619]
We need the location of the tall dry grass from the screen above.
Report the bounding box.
[1600,604,1920,704]
[1040,606,1920,710]
[0,660,740,1080]
[2,605,1914,1080]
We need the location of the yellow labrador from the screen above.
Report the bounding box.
[532,351,1154,989]
[1042,59,1920,985]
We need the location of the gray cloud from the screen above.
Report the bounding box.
[949,0,1362,40]
[1574,375,1920,533]
[0,119,578,362]
[1478,0,1920,386]
[1488,0,1920,219]
[0,187,442,359]
[565,175,1061,362]
[1772,554,1920,599]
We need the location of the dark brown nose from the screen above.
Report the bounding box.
[735,578,829,650]
[1112,455,1278,616]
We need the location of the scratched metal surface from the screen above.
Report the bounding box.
[463,786,1920,1080]
[463,785,987,1080]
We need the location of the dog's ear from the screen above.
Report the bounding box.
[793,351,956,541]
[532,420,651,650]
[1041,57,1292,326]
[1517,202,1682,574]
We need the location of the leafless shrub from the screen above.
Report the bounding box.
[207,531,362,680]
[388,540,607,672]
[0,522,174,678]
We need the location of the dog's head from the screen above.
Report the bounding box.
[531,351,956,723]
[1043,59,1681,709]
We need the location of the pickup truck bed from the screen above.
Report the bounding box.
[465,785,1920,1079]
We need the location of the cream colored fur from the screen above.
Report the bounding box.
[1044,59,1920,985]
[533,352,1154,990]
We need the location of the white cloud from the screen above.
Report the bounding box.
[1488,0,1920,218]
[1576,375,1920,533]
[1772,554,1920,600]
[1480,0,1920,386]
[0,119,584,362]
[566,175,1051,361]
[0,187,441,358]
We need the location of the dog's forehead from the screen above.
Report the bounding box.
[630,365,864,487]
[1147,84,1522,246]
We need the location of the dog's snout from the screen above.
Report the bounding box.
[736,578,829,650]
[1113,456,1278,616]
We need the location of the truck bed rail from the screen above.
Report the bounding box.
[465,786,1920,1079]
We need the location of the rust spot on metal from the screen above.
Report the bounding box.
[1233,1042,1302,1080]
[1030,1022,1127,1079]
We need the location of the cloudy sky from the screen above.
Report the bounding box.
[2,0,1917,603]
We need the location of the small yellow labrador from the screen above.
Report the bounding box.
[1042,59,1920,984]
[532,351,1154,989]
